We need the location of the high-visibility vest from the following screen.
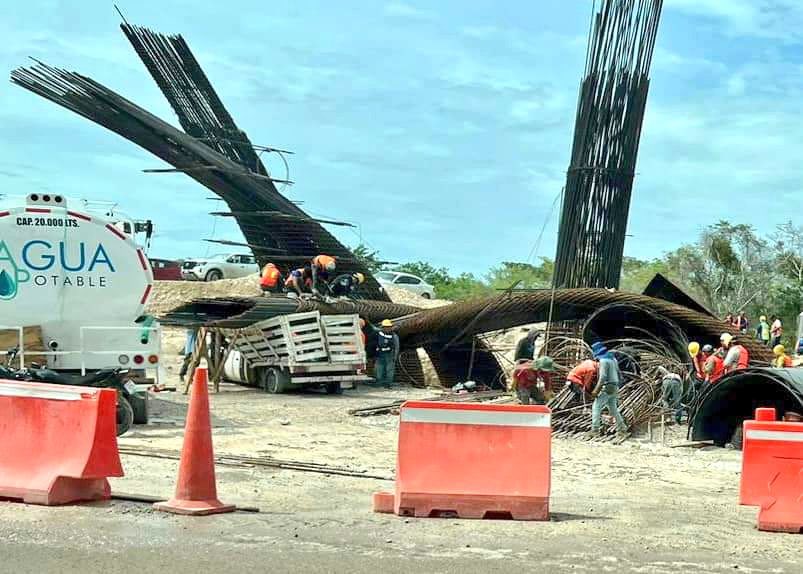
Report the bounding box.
[312,254,335,269]
[260,264,281,288]
[705,355,725,384]
[774,355,793,368]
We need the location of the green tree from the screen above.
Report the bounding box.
[351,244,384,273]
[486,259,554,291]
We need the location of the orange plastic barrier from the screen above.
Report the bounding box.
[374,401,551,520]
[740,408,803,533]
[154,367,234,516]
[0,380,123,505]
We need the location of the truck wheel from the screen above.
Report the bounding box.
[261,368,289,394]
[325,382,343,395]
[205,269,223,282]
[421,292,431,299]
[116,395,134,437]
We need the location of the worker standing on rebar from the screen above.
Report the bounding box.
[330,272,365,298]
[589,344,627,438]
[310,254,336,297]
[259,262,284,295]
[721,333,749,373]
[658,366,683,424]
[756,315,771,346]
[514,329,540,361]
[374,319,399,388]
[511,356,555,405]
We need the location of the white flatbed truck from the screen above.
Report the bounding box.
[222,311,370,393]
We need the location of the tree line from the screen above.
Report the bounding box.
[354,220,803,345]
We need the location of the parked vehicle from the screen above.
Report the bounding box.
[1,347,141,436]
[375,271,436,299]
[181,253,258,281]
[0,193,158,429]
[223,311,369,394]
[149,258,183,281]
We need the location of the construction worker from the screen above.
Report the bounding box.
[688,341,704,381]
[736,312,749,333]
[658,366,683,424]
[589,344,627,438]
[330,272,365,298]
[259,262,283,295]
[310,254,336,296]
[772,344,793,368]
[514,329,540,361]
[511,356,555,405]
[374,319,399,388]
[702,344,725,384]
[756,315,771,346]
[770,315,783,348]
[284,266,312,297]
[721,332,749,373]
[564,356,599,397]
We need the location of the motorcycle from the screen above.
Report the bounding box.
[1,347,137,436]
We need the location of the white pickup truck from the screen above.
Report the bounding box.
[181,253,258,281]
[222,311,370,394]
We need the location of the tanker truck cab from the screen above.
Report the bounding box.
[0,194,161,392]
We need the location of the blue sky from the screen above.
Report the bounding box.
[1,1,801,275]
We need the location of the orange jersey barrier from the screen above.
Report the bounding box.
[740,408,803,533]
[0,380,123,505]
[374,401,551,520]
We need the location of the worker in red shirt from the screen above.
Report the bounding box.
[511,356,555,405]
[702,345,725,384]
[564,357,599,397]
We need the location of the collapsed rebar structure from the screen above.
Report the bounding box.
[553,0,663,289]
[10,25,387,300]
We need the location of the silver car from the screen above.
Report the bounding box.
[375,271,435,299]
[181,253,259,281]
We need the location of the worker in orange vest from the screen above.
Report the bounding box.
[702,345,725,384]
[310,254,336,296]
[772,344,794,368]
[721,333,749,373]
[259,262,283,295]
[564,357,599,397]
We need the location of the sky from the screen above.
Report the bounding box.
[0,0,802,275]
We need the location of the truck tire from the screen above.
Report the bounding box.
[205,269,223,282]
[325,381,343,395]
[116,395,134,436]
[421,292,431,299]
[261,367,289,394]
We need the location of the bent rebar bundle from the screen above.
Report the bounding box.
[553,0,663,289]
[10,25,387,301]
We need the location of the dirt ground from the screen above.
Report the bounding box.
[1,342,801,574]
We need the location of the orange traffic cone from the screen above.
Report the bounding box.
[154,367,235,516]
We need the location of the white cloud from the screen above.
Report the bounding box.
[666,0,803,41]
[384,2,435,21]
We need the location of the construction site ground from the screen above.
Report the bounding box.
[1,337,801,574]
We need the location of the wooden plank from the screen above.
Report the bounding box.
[0,326,44,367]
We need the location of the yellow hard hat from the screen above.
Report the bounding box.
[688,342,700,357]
[354,272,365,284]
[381,319,393,327]
[720,333,733,346]
[773,344,785,356]
[760,315,767,322]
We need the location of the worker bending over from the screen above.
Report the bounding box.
[330,272,365,298]
[373,319,399,388]
[721,333,749,373]
[589,344,627,438]
[259,262,284,295]
[688,342,705,387]
[511,356,555,405]
[565,356,598,398]
[284,266,312,297]
[702,344,725,384]
[773,344,793,368]
[310,254,336,296]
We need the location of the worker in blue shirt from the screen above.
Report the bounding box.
[589,342,628,439]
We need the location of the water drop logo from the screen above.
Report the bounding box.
[0,241,30,301]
